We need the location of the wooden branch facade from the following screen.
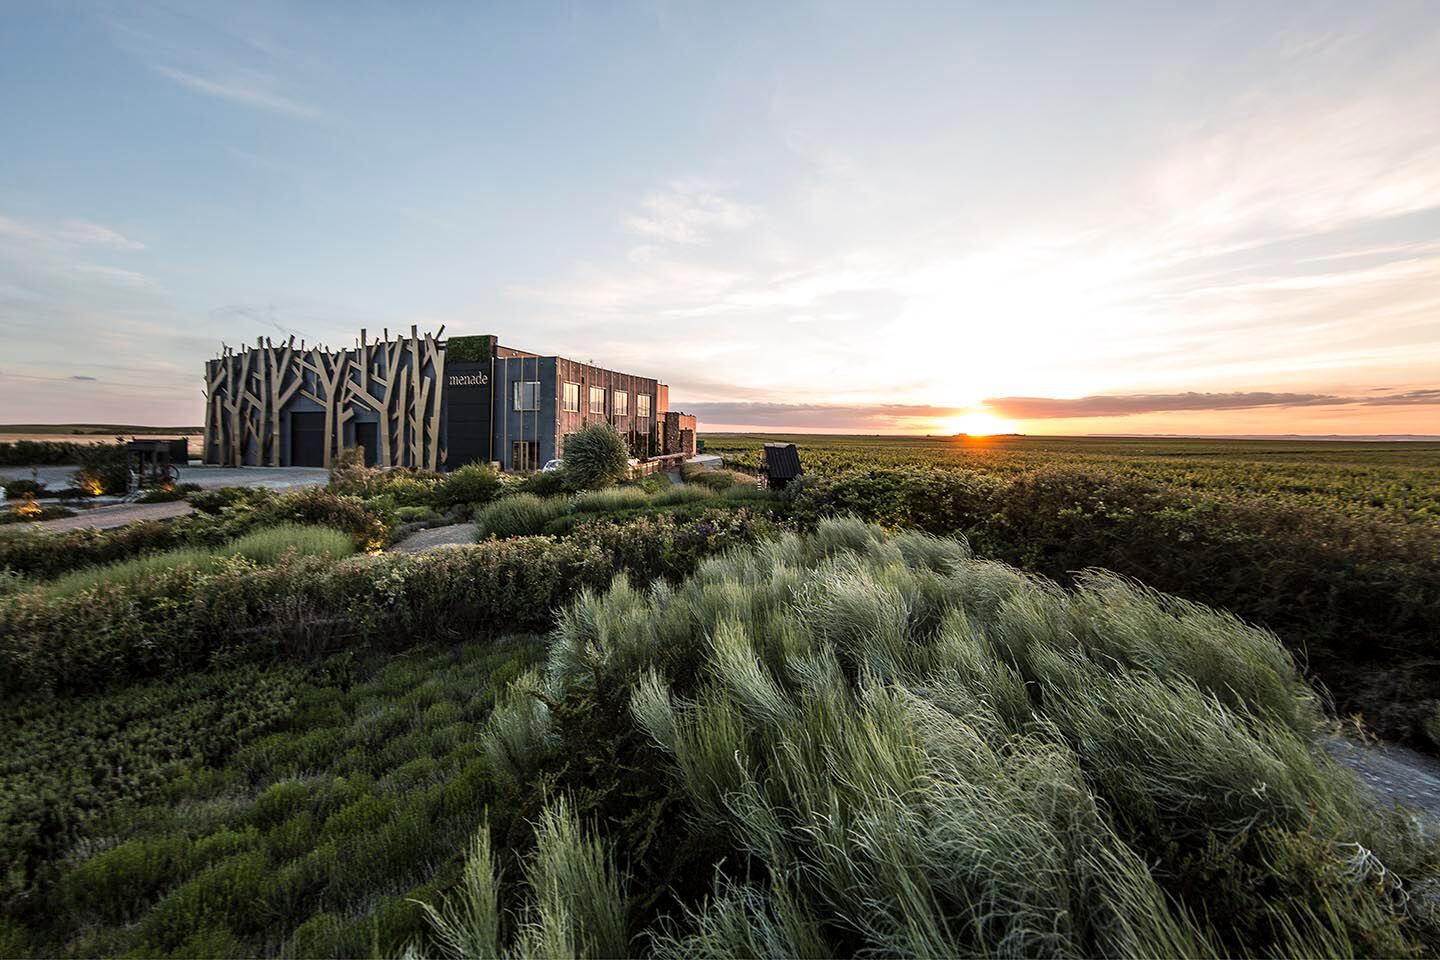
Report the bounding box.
[203,325,446,470]
[202,327,693,473]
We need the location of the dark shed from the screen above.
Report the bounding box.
[762,442,803,489]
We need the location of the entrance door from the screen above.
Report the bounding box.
[291,412,325,467]
[354,422,379,467]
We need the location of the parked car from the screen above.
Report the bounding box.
[541,459,564,472]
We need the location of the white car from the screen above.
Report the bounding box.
[540,459,564,472]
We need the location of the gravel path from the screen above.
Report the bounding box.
[388,523,478,553]
[1327,737,1440,825]
[26,500,195,532]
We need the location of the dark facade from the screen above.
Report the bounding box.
[203,329,693,471]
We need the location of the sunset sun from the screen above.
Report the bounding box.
[940,412,1018,436]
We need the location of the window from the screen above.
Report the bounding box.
[513,380,540,411]
[589,386,606,415]
[562,381,580,413]
[636,394,652,418]
[613,390,628,417]
[512,441,538,471]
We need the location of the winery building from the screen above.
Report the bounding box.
[203,328,697,471]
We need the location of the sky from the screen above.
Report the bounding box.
[2,1,1439,437]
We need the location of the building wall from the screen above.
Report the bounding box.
[206,329,684,472]
[553,357,660,461]
[491,355,558,470]
[663,412,698,458]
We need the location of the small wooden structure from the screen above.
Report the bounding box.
[762,443,803,490]
[125,439,184,490]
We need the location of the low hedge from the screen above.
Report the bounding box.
[0,509,782,700]
[0,488,388,580]
[787,466,1440,748]
[0,440,89,467]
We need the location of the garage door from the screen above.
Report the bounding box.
[291,412,325,466]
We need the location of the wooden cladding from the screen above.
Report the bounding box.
[204,325,448,470]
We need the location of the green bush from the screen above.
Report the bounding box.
[0,503,75,524]
[1,661,310,912]
[36,525,353,598]
[0,440,89,467]
[453,519,1440,959]
[787,466,1440,750]
[7,643,537,957]
[563,424,630,491]
[434,463,502,509]
[71,442,129,495]
[0,510,782,700]
[572,486,649,514]
[0,487,391,581]
[512,468,568,498]
[188,486,266,514]
[473,493,567,538]
[0,478,48,498]
[681,465,753,491]
[651,485,716,507]
[229,524,355,565]
[136,482,202,503]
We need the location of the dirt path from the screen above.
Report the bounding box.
[388,523,477,553]
[1326,737,1440,825]
[26,500,195,532]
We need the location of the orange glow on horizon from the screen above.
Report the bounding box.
[939,413,1019,437]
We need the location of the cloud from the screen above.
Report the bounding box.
[53,220,145,250]
[984,390,1440,420]
[624,179,760,245]
[152,65,322,118]
[683,401,958,429]
[73,265,161,290]
[0,214,143,251]
[71,375,98,381]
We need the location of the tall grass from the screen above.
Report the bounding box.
[418,801,628,959]
[650,485,716,507]
[39,525,353,598]
[571,487,650,514]
[473,494,568,538]
[448,518,1440,958]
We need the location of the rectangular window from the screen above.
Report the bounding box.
[513,380,540,411]
[589,386,606,415]
[636,394,652,418]
[562,381,580,412]
[613,390,628,417]
[512,441,538,471]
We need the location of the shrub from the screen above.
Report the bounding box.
[227,525,355,565]
[187,486,266,514]
[0,479,48,499]
[0,511,782,701]
[473,494,567,539]
[6,643,537,955]
[681,466,753,491]
[36,525,353,599]
[0,502,75,524]
[1,661,310,912]
[136,482,201,504]
[572,486,649,514]
[562,424,630,491]
[0,486,389,583]
[787,466,1440,749]
[434,464,502,510]
[0,440,89,467]
[71,442,129,495]
[651,485,716,507]
[453,520,1440,959]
